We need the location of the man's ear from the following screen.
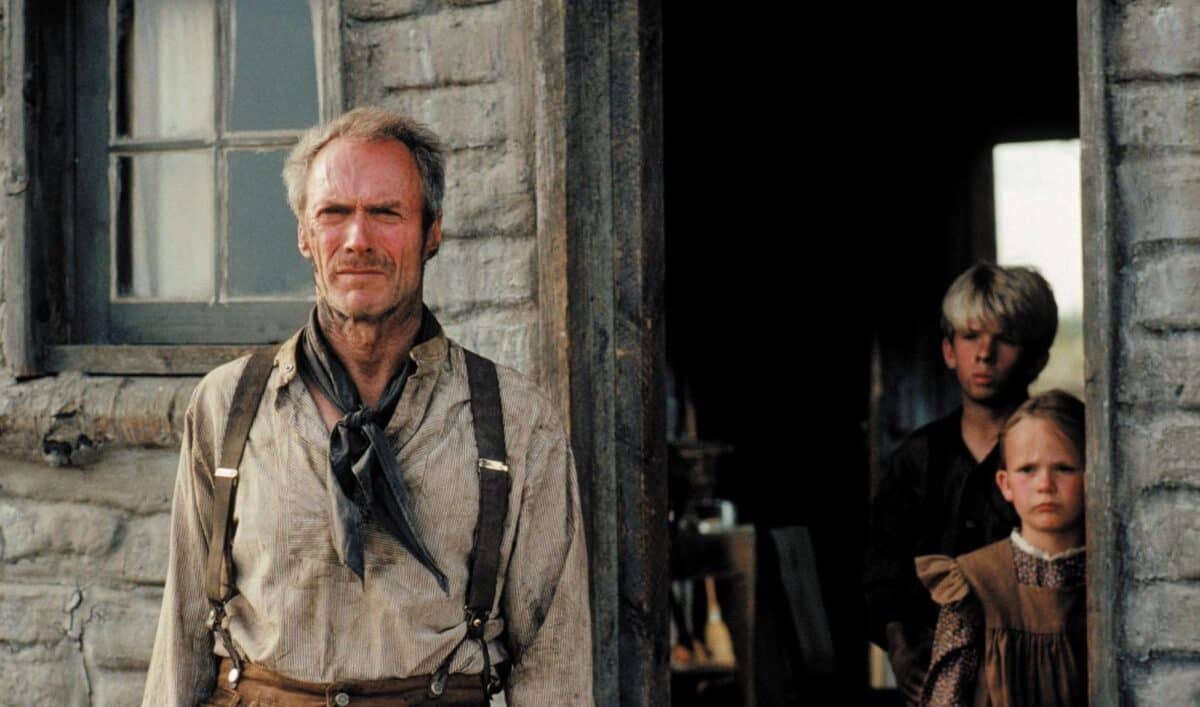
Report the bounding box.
[941,336,957,370]
[996,470,1014,503]
[297,223,313,260]
[423,216,443,262]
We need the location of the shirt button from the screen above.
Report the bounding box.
[334,693,351,706]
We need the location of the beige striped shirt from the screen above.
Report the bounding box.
[142,329,593,706]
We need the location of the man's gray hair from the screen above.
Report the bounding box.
[283,107,446,231]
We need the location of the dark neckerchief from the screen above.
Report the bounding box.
[298,307,448,591]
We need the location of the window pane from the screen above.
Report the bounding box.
[116,152,216,299]
[116,0,216,138]
[227,150,312,297]
[229,0,319,131]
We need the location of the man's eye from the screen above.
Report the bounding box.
[316,207,350,221]
[1016,466,1036,474]
[371,209,403,223]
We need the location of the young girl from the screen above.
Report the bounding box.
[916,390,1086,707]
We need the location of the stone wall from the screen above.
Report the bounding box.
[1085,1,1200,703]
[0,1,543,703]
[343,0,540,380]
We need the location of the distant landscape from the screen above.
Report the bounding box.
[1031,313,1084,399]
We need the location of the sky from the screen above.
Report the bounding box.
[993,139,1083,317]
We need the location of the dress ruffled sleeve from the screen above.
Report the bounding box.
[915,555,970,606]
[914,555,982,707]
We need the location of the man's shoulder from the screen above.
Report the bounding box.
[186,351,281,432]
[888,409,962,462]
[446,341,560,425]
[192,353,258,407]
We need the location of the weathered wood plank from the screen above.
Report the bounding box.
[1078,0,1120,704]
[45,345,270,375]
[3,0,37,377]
[610,0,668,704]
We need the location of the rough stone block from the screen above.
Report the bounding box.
[83,589,161,670]
[1117,330,1200,407]
[441,306,537,377]
[378,83,509,150]
[90,669,148,707]
[443,146,533,237]
[1118,413,1200,490]
[424,236,535,315]
[1127,489,1200,580]
[0,500,121,561]
[0,641,90,707]
[350,5,505,91]
[1112,81,1200,148]
[1129,662,1200,707]
[109,512,170,585]
[114,516,170,588]
[1116,153,1200,244]
[0,449,176,515]
[0,583,78,644]
[1112,2,1200,78]
[345,0,424,19]
[1124,581,1200,658]
[1132,251,1200,331]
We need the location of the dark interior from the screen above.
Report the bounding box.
[664,4,1079,702]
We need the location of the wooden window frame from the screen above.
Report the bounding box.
[3,0,343,376]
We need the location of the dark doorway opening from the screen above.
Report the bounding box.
[663,4,1079,703]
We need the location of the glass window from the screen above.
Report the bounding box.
[72,0,326,346]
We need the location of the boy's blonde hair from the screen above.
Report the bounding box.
[941,263,1059,362]
[999,389,1085,468]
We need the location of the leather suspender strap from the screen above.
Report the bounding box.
[205,350,275,604]
[464,349,511,623]
[431,350,511,700]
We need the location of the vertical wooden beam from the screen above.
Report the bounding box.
[560,0,619,701]
[3,0,37,376]
[533,0,571,425]
[535,0,666,703]
[1078,0,1120,704]
[609,1,666,704]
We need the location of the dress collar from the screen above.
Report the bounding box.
[1009,528,1085,561]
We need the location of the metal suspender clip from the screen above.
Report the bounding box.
[215,467,239,478]
[478,458,509,473]
[206,602,243,687]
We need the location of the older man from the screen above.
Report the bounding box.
[143,108,592,706]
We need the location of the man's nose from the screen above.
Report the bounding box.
[342,209,372,252]
[1034,469,1056,493]
[976,334,997,361]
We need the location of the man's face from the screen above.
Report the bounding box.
[996,416,1085,541]
[298,137,442,323]
[941,319,1025,405]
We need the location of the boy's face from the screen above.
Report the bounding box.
[942,319,1026,405]
[996,416,1085,540]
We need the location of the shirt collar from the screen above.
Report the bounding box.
[272,306,449,390]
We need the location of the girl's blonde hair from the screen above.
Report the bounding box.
[999,389,1085,468]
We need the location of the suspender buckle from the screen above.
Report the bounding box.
[464,608,487,639]
[478,458,509,473]
[215,467,239,478]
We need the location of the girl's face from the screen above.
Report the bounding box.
[996,416,1085,549]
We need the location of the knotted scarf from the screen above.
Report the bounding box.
[297,308,448,591]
